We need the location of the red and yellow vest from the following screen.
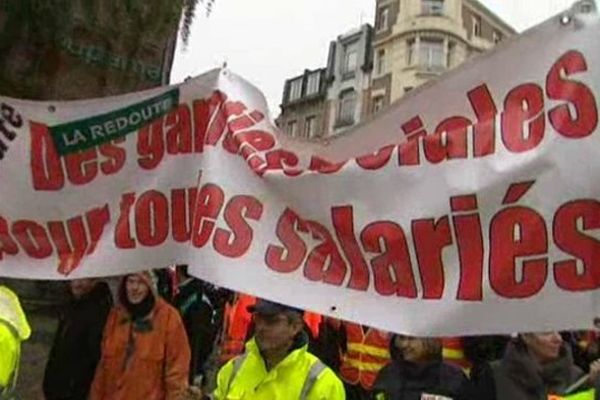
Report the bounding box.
[340,322,391,390]
[442,337,472,374]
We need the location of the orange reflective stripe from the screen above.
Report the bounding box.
[304,312,322,338]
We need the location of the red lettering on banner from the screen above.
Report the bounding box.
[191,184,225,248]
[165,105,193,154]
[399,117,427,166]
[546,50,598,138]
[193,91,227,153]
[135,190,169,247]
[30,122,66,190]
[424,116,471,163]
[355,145,394,170]
[0,205,110,274]
[332,206,370,291]
[501,83,545,153]
[12,220,53,259]
[65,149,98,185]
[115,193,137,249]
[489,206,548,299]
[47,205,110,275]
[360,221,417,298]
[451,195,484,301]
[304,221,347,286]
[265,208,308,273]
[468,84,497,157]
[99,138,127,175]
[30,123,127,190]
[553,200,600,291]
[137,119,165,170]
[171,188,197,243]
[213,195,264,258]
[0,217,18,260]
[264,150,302,176]
[411,217,452,299]
[309,157,347,174]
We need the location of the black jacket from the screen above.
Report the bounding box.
[372,335,468,400]
[488,340,597,400]
[43,282,112,400]
[173,278,217,383]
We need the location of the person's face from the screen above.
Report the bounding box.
[69,278,97,299]
[125,275,150,304]
[523,332,563,363]
[254,312,302,354]
[394,335,430,363]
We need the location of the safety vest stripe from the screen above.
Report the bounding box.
[347,343,390,358]
[442,348,465,359]
[342,357,388,372]
[343,355,390,367]
[300,360,326,399]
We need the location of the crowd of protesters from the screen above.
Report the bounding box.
[3,267,600,399]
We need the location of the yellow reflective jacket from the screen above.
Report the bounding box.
[548,389,596,400]
[0,285,31,396]
[214,338,345,400]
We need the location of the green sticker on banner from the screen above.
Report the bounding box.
[50,88,179,155]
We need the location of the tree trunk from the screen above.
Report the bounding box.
[0,0,182,100]
[0,0,184,302]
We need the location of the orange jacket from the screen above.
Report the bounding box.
[339,322,391,390]
[90,298,190,400]
[442,337,472,373]
[219,294,256,364]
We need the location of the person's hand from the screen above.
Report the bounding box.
[184,385,204,400]
[588,359,600,384]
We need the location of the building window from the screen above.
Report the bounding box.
[287,120,297,136]
[376,6,390,31]
[372,96,385,114]
[493,31,502,44]
[580,2,593,13]
[338,90,357,125]
[304,116,317,138]
[447,41,456,68]
[376,49,386,75]
[472,15,482,37]
[289,79,302,101]
[422,0,444,15]
[306,72,320,95]
[419,38,445,69]
[343,42,358,75]
[407,39,416,65]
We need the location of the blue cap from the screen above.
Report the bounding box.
[248,299,303,316]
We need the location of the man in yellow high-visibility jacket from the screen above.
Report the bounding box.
[187,299,345,400]
[0,285,31,399]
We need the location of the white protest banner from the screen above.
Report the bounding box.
[0,3,599,336]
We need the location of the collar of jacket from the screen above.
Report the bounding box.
[117,299,162,333]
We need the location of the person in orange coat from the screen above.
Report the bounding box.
[90,271,191,400]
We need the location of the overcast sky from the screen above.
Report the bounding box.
[171,0,580,114]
